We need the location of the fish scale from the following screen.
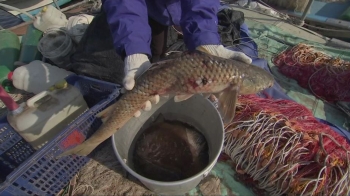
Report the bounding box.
[58,50,275,157]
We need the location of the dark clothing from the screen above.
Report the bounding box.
[148,17,168,63]
[101,0,221,58]
[217,8,245,46]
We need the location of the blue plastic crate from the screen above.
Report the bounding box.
[0,118,36,182]
[0,75,120,195]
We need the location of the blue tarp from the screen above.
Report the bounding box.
[227,23,350,141]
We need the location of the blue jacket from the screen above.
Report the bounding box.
[102,0,221,58]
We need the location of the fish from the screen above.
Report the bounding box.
[58,50,275,157]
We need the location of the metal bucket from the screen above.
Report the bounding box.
[112,94,224,195]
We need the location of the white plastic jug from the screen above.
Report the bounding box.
[7,80,89,150]
[33,5,68,32]
[8,60,74,94]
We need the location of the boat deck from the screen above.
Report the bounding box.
[287,0,350,23]
[64,4,350,196]
[1,1,349,195]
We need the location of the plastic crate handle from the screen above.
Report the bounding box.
[26,91,52,108]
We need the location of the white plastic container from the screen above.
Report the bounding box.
[7,80,89,150]
[66,14,95,43]
[33,5,68,32]
[8,60,74,94]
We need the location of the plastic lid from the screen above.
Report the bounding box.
[7,72,13,81]
[42,6,48,12]
[4,84,14,93]
[54,80,68,89]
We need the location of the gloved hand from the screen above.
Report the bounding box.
[196,45,252,64]
[123,54,160,117]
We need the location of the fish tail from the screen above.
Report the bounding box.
[57,139,100,157]
[58,102,118,158]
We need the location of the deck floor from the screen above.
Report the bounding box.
[66,5,347,196]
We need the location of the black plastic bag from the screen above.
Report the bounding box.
[217,8,245,46]
[70,11,124,85]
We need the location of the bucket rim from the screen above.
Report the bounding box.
[44,38,73,59]
[111,95,225,186]
[38,28,71,54]
[38,31,73,58]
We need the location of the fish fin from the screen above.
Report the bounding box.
[148,59,176,71]
[196,45,211,54]
[57,141,99,157]
[174,94,194,102]
[154,113,166,124]
[96,103,115,123]
[215,88,239,124]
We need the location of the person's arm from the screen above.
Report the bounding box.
[180,0,252,64]
[102,0,157,118]
[180,0,221,51]
[102,0,152,58]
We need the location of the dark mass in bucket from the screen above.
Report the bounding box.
[132,114,209,182]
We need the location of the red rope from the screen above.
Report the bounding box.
[273,44,350,103]
[235,94,350,165]
[224,94,350,195]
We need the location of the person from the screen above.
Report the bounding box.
[102,0,252,116]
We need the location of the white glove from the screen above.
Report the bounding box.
[196,45,252,64]
[123,54,160,117]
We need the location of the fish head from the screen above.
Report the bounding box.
[204,59,274,124]
[239,64,275,95]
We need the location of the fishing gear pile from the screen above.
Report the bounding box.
[273,43,350,103]
[223,94,350,196]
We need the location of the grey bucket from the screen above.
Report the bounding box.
[37,27,75,69]
[112,94,224,195]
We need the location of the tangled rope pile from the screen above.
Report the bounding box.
[273,43,350,103]
[223,94,350,196]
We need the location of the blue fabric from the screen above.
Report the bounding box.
[102,0,221,57]
[227,24,350,141]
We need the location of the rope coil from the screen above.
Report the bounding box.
[223,94,350,196]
